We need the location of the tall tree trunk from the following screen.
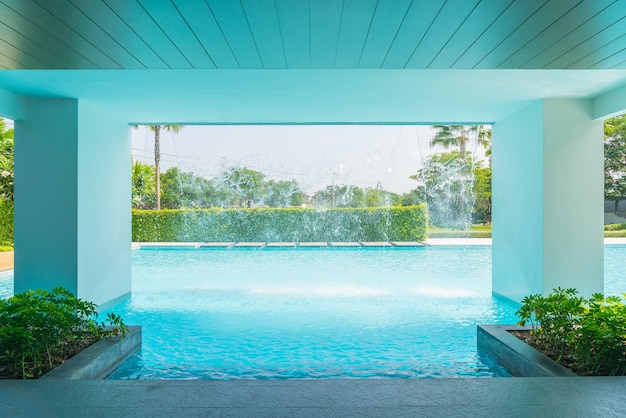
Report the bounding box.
[154,125,161,210]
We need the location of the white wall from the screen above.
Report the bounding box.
[493,99,603,302]
[542,99,603,296]
[77,102,131,305]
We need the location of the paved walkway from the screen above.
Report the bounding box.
[2,377,625,417]
[0,250,12,271]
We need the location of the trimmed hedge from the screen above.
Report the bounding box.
[0,200,13,248]
[132,205,428,242]
[605,223,626,231]
[604,230,626,238]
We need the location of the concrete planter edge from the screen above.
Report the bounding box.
[40,325,141,380]
[477,324,576,377]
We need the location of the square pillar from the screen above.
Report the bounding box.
[492,99,604,302]
[14,98,131,305]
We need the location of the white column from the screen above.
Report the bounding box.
[492,99,604,302]
[14,98,131,306]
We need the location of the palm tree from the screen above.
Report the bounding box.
[431,125,490,160]
[428,125,491,228]
[137,125,183,210]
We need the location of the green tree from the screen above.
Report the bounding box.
[472,165,492,224]
[161,167,216,209]
[364,187,383,207]
[604,115,626,213]
[426,125,492,226]
[131,161,155,209]
[135,125,183,210]
[211,182,237,208]
[221,167,266,208]
[399,189,423,207]
[364,187,399,207]
[0,118,14,201]
[431,125,491,160]
[313,185,363,208]
[312,185,398,208]
[264,179,305,207]
[410,151,474,228]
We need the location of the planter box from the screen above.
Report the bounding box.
[477,324,576,377]
[40,326,141,380]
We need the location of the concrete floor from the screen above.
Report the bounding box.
[1,377,626,417]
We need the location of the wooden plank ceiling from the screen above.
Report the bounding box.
[0,0,624,70]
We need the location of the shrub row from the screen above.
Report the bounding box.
[0,200,13,248]
[604,230,626,238]
[605,223,626,231]
[132,205,428,242]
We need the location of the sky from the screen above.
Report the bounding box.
[132,125,487,195]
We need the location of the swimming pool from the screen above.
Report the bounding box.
[106,245,519,379]
[2,245,624,380]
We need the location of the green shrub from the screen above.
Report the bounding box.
[132,205,428,242]
[517,288,626,376]
[0,287,127,379]
[604,230,626,237]
[604,223,626,231]
[0,200,13,249]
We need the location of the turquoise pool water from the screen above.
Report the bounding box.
[2,245,624,380]
[0,269,11,300]
[106,245,518,379]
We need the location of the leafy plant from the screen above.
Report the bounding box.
[0,287,127,379]
[517,288,626,375]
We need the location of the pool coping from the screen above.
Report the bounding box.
[40,326,141,380]
[133,238,626,248]
[134,240,438,248]
[477,324,576,377]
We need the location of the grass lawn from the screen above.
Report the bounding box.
[428,224,626,239]
[603,223,626,238]
[427,225,492,238]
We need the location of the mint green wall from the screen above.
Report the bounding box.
[0,89,25,121]
[15,98,79,294]
[492,101,544,300]
[493,99,603,302]
[592,83,626,120]
[14,98,131,305]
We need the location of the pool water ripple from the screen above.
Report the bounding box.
[105,246,520,379]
